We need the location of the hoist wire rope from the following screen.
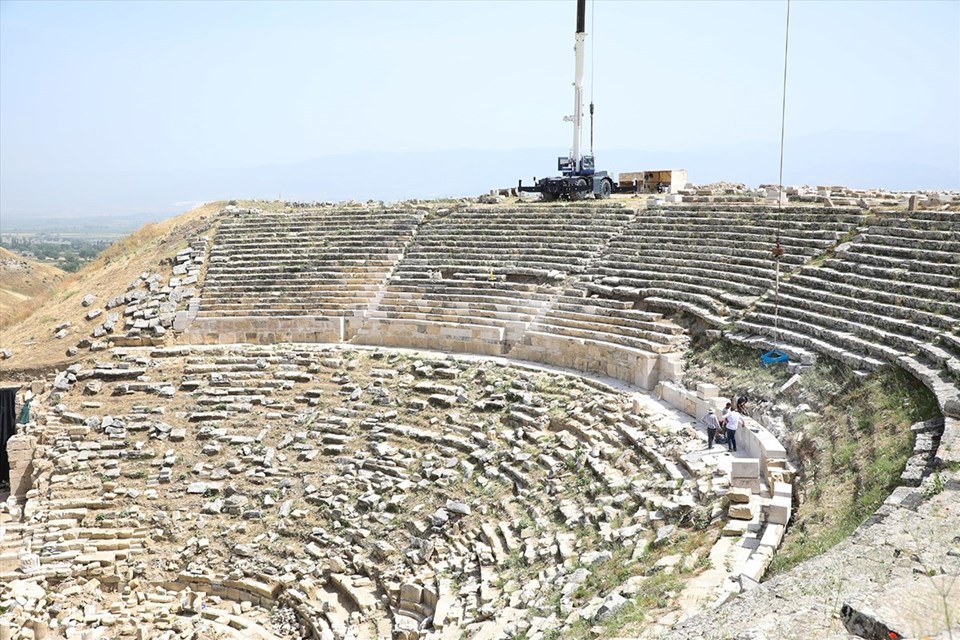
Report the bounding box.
[590,0,595,105]
[590,0,596,154]
[773,0,791,352]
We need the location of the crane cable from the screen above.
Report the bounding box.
[589,0,595,155]
[772,0,791,351]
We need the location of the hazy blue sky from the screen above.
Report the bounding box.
[1,0,958,218]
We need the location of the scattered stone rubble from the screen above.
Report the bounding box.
[65,237,209,356]
[0,345,787,639]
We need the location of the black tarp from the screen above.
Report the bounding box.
[0,387,17,483]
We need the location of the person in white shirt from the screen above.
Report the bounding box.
[725,410,743,452]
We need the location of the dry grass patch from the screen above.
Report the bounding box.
[0,201,223,376]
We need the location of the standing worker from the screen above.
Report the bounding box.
[702,408,721,449]
[725,406,744,453]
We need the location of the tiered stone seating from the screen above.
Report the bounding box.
[531,289,686,355]
[735,210,960,461]
[356,206,636,355]
[512,286,689,389]
[196,207,424,341]
[586,206,865,324]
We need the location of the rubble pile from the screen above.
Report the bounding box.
[57,237,209,357]
[2,346,740,639]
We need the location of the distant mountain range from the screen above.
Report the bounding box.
[2,130,956,227]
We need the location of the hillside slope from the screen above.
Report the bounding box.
[0,247,68,328]
[0,202,221,377]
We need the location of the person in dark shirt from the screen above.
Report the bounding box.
[736,394,749,416]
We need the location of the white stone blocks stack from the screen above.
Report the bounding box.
[730,458,761,494]
[6,434,37,499]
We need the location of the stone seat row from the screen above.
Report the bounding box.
[371,296,547,323]
[410,232,625,248]
[204,272,386,295]
[404,236,616,251]
[582,281,730,322]
[373,288,551,319]
[385,313,668,365]
[199,291,377,304]
[197,304,368,318]
[844,240,959,264]
[602,245,810,274]
[394,269,576,284]
[550,296,685,335]
[208,253,397,265]
[526,320,678,355]
[421,214,632,227]
[375,294,543,316]
[370,309,530,329]
[201,282,386,299]
[209,235,415,250]
[403,240,608,255]
[216,218,420,232]
[640,208,861,224]
[394,269,563,284]
[822,258,960,289]
[385,280,554,298]
[654,205,863,224]
[210,240,409,254]
[213,220,417,233]
[205,270,388,281]
[736,318,886,371]
[211,240,405,253]
[370,305,535,327]
[591,272,757,310]
[774,284,954,338]
[197,301,372,316]
[824,250,960,277]
[870,210,959,225]
[397,251,601,269]
[791,268,960,318]
[599,254,785,290]
[217,209,422,223]
[461,205,629,212]
[444,211,633,223]
[857,228,960,250]
[864,224,958,242]
[628,220,855,241]
[596,264,769,299]
[538,310,683,347]
[607,235,828,260]
[207,253,401,267]
[748,299,957,372]
[202,282,381,294]
[211,229,417,243]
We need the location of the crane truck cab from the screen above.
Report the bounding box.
[534,155,613,201]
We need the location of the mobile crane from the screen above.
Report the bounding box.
[518,0,615,201]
